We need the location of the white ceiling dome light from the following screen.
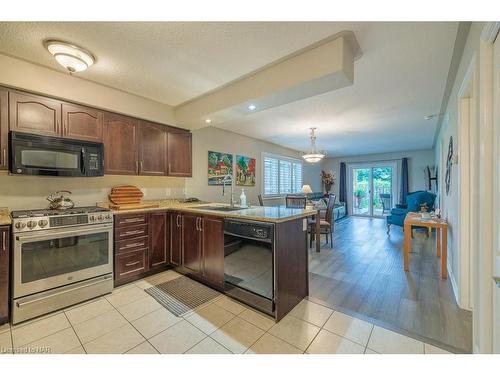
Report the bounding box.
[44,39,95,73]
[302,127,327,163]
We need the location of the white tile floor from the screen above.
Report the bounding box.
[0,270,452,354]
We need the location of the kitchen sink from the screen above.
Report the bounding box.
[195,205,247,212]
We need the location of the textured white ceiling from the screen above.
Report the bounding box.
[214,22,458,156]
[0,22,458,156]
[0,22,357,106]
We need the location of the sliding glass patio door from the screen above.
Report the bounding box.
[349,162,398,217]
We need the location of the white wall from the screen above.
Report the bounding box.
[433,22,486,351]
[0,54,176,125]
[187,126,312,206]
[316,149,435,199]
[0,173,186,210]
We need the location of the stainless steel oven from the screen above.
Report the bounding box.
[11,208,113,324]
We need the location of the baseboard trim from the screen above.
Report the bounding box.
[447,260,472,311]
[447,260,460,306]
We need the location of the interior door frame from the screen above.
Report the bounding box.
[491,25,500,354]
[347,161,398,218]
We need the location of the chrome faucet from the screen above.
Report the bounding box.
[221,174,236,208]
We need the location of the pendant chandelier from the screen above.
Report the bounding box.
[302,127,327,163]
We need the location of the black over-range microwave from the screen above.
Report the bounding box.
[9,132,104,177]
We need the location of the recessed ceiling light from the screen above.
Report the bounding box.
[205,119,212,124]
[44,39,95,73]
[247,104,257,111]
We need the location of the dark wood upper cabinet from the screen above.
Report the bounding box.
[167,131,192,177]
[182,213,202,275]
[62,103,103,142]
[0,89,8,170]
[149,211,169,269]
[169,212,182,266]
[201,216,224,288]
[103,113,138,175]
[9,91,61,137]
[138,121,167,176]
[0,226,10,324]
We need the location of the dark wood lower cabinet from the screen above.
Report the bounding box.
[274,218,308,321]
[0,226,10,324]
[201,217,224,289]
[149,212,169,270]
[181,213,202,275]
[176,213,224,290]
[169,212,182,266]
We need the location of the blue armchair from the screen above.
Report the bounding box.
[386,191,436,234]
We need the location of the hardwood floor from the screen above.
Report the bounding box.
[308,216,472,353]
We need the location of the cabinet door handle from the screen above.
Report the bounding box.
[121,242,144,249]
[125,261,141,267]
[120,230,143,237]
[199,218,203,232]
[2,231,6,252]
[195,217,199,231]
[140,161,143,172]
[122,218,143,224]
[2,148,6,167]
[168,163,171,174]
[177,215,181,227]
[136,160,139,172]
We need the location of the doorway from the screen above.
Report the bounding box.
[348,162,398,217]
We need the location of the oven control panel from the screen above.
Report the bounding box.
[12,212,113,233]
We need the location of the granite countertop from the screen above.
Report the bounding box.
[99,200,316,223]
[0,208,11,225]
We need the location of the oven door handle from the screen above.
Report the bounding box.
[15,275,113,308]
[15,224,113,241]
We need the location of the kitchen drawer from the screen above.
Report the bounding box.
[115,250,147,280]
[115,213,148,227]
[115,236,148,255]
[115,224,148,240]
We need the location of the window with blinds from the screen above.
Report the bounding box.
[263,154,303,197]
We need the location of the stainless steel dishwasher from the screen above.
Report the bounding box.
[223,219,275,316]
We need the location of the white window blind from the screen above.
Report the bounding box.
[292,162,303,193]
[264,157,279,195]
[263,154,303,197]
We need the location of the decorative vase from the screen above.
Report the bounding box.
[324,183,332,194]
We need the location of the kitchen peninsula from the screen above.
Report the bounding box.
[107,201,316,321]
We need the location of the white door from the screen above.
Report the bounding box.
[493,31,500,353]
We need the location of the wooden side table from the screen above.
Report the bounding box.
[403,212,448,279]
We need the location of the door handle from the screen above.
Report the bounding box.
[125,261,141,267]
[195,217,200,231]
[176,214,181,227]
[119,230,143,237]
[2,231,6,252]
[199,218,203,232]
[2,148,5,167]
[121,242,144,249]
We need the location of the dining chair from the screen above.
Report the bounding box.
[309,194,336,248]
[258,194,264,206]
[285,195,307,209]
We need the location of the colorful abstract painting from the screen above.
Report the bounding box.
[236,155,256,186]
[208,151,233,185]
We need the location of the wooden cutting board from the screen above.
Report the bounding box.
[108,185,159,210]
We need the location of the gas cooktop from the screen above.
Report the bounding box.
[11,206,109,219]
[11,206,112,233]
